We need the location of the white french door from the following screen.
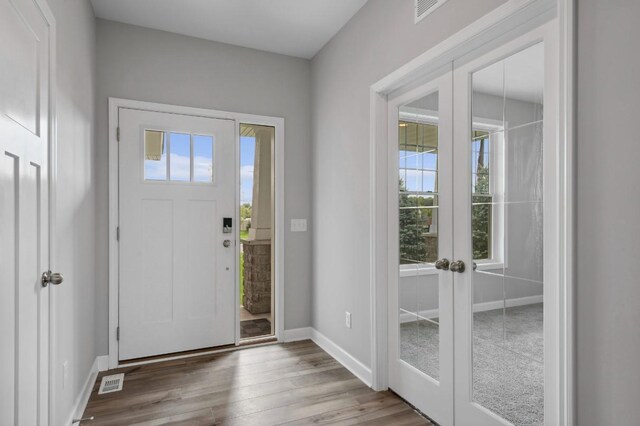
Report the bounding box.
[0,0,52,424]
[389,22,558,426]
[118,108,236,360]
[388,69,455,425]
[453,22,558,426]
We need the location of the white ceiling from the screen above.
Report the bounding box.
[90,0,368,59]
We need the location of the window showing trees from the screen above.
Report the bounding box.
[399,120,439,265]
[399,122,496,267]
[472,130,492,260]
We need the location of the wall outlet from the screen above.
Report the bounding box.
[62,361,68,389]
[345,312,352,329]
[291,219,307,232]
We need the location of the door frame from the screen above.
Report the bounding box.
[108,98,285,369]
[369,0,575,424]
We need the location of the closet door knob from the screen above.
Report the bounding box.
[450,260,465,273]
[41,271,64,287]
[434,258,450,270]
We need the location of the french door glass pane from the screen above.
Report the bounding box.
[470,42,545,426]
[398,91,440,380]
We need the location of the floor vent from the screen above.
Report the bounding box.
[415,0,449,23]
[98,373,124,394]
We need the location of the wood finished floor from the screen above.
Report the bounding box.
[82,340,433,425]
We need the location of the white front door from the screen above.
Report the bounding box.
[118,108,236,360]
[0,0,51,424]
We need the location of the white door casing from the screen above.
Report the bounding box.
[108,98,286,369]
[0,0,52,424]
[118,108,236,360]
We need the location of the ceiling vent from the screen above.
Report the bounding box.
[415,0,449,23]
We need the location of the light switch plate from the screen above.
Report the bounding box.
[291,219,307,232]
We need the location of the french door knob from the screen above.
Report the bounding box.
[434,258,450,270]
[450,260,466,273]
[223,240,231,248]
[41,270,64,287]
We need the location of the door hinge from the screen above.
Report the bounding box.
[116,227,120,241]
[116,126,120,142]
[116,326,120,341]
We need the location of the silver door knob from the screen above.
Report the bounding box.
[450,260,465,273]
[223,240,231,248]
[41,271,64,287]
[434,258,450,270]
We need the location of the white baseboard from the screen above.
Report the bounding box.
[476,294,543,312]
[400,295,543,323]
[65,355,108,426]
[310,329,372,387]
[284,327,373,388]
[283,327,312,342]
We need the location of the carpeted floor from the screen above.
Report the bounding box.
[400,303,543,426]
[240,318,272,339]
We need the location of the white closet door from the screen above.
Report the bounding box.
[0,0,51,424]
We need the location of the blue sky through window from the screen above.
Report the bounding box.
[399,149,437,193]
[170,132,191,181]
[241,136,255,204]
[193,135,214,182]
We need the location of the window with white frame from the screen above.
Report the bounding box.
[471,126,504,265]
[144,130,214,183]
[398,115,504,271]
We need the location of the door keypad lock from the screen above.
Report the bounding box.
[223,217,232,234]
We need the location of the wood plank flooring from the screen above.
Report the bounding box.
[82,340,432,425]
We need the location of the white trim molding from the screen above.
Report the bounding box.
[108,98,285,369]
[64,356,108,426]
[310,329,373,387]
[283,327,372,387]
[283,327,312,342]
[369,0,574,424]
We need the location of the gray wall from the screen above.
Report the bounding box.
[46,0,98,424]
[310,0,507,365]
[95,19,314,351]
[577,0,640,424]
